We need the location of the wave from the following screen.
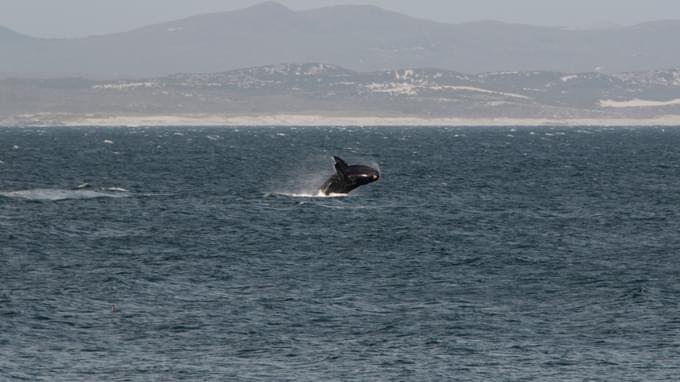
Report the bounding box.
[0,188,131,201]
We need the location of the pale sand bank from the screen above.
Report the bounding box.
[12,114,680,127]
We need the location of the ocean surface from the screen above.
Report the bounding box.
[1,126,680,381]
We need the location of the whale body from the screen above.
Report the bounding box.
[319,156,380,195]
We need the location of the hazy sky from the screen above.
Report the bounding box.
[1,0,679,38]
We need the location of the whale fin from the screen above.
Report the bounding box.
[333,156,349,169]
[333,156,349,181]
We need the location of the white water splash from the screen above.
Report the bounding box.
[267,155,334,197]
[269,191,347,198]
[103,187,129,192]
[0,188,131,201]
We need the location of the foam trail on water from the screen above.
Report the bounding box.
[270,191,347,198]
[0,188,131,201]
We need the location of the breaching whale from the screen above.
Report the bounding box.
[319,156,380,195]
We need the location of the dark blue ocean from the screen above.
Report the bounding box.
[1,126,680,381]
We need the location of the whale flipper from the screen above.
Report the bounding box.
[334,156,350,182]
[334,156,349,169]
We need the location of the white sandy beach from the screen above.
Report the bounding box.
[55,114,680,127]
[4,113,680,127]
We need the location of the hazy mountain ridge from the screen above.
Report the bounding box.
[0,25,33,43]
[1,2,680,78]
[2,63,680,126]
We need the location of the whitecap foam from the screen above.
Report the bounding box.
[103,187,129,193]
[268,191,347,198]
[0,188,131,201]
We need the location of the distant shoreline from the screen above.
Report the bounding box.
[4,114,680,127]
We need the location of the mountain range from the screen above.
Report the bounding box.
[2,2,680,79]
